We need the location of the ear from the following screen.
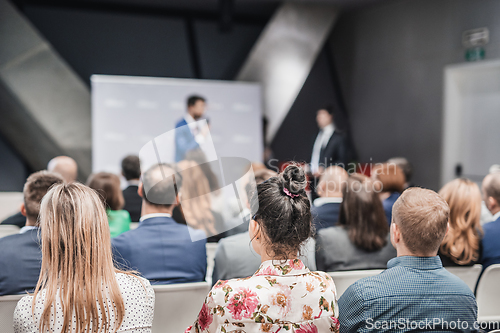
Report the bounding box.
[491,197,500,210]
[390,221,400,248]
[20,203,27,217]
[138,183,144,198]
[249,219,260,240]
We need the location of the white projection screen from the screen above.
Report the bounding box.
[91,75,263,175]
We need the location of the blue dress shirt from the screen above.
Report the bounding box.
[383,192,400,225]
[481,215,500,270]
[338,256,477,332]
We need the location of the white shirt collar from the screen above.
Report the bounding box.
[127,179,140,186]
[322,123,335,138]
[20,226,39,234]
[493,211,500,222]
[139,213,172,222]
[313,196,342,207]
[184,113,196,124]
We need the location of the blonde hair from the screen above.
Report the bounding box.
[439,178,483,265]
[33,183,130,333]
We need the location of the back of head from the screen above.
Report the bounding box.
[36,183,126,332]
[87,172,124,211]
[142,163,182,209]
[483,172,500,210]
[121,155,141,181]
[372,163,405,193]
[318,166,348,197]
[338,173,388,251]
[47,156,78,183]
[23,171,65,222]
[438,178,482,265]
[251,164,312,259]
[392,187,449,256]
[387,157,413,184]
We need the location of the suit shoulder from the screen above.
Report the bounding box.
[175,118,187,128]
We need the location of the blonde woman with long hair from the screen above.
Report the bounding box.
[14,183,155,333]
[438,178,483,266]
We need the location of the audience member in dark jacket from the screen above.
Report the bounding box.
[481,172,500,270]
[311,166,348,231]
[316,173,395,272]
[0,171,64,295]
[121,155,142,222]
[371,163,405,224]
[112,163,207,284]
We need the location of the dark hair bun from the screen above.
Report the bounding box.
[281,164,307,195]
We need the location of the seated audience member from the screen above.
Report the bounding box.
[387,157,413,189]
[316,174,395,272]
[438,178,483,266]
[121,155,142,222]
[188,165,340,333]
[481,171,500,270]
[1,155,78,228]
[371,162,405,224]
[0,171,64,296]
[112,164,207,284]
[87,172,131,237]
[212,169,317,284]
[14,183,154,333]
[339,188,477,333]
[311,166,348,231]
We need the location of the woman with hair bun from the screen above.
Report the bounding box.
[186,164,339,333]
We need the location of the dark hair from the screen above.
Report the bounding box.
[187,95,206,107]
[87,172,124,211]
[142,163,182,209]
[121,155,141,181]
[372,163,405,193]
[250,164,313,259]
[338,173,388,251]
[321,105,334,116]
[23,171,65,220]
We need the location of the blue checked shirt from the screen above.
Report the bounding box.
[338,256,478,332]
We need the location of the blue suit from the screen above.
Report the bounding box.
[112,216,207,284]
[383,192,400,225]
[481,215,500,270]
[311,202,341,231]
[175,118,199,162]
[0,228,41,296]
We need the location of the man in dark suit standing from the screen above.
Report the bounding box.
[121,155,142,222]
[0,171,64,295]
[174,95,209,162]
[309,107,349,199]
[112,163,207,284]
[311,166,348,231]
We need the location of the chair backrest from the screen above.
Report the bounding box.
[445,264,482,291]
[205,243,218,284]
[152,281,210,333]
[328,269,384,297]
[0,225,20,239]
[476,264,500,322]
[0,294,25,333]
[0,192,23,222]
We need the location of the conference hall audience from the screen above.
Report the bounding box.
[311,165,348,231]
[112,163,207,284]
[438,178,483,266]
[1,155,78,228]
[13,183,154,332]
[481,171,500,270]
[371,162,405,224]
[316,174,396,272]
[387,157,413,189]
[187,165,340,333]
[0,171,64,296]
[87,172,131,238]
[121,155,142,222]
[338,187,477,333]
[211,168,317,284]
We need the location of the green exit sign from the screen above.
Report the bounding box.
[465,47,485,62]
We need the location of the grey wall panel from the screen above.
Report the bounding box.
[329,0,500,190]
[23,5,195,83]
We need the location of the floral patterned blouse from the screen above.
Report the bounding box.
[187,259,339,333]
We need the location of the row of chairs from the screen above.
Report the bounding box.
[1,265,498,332]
